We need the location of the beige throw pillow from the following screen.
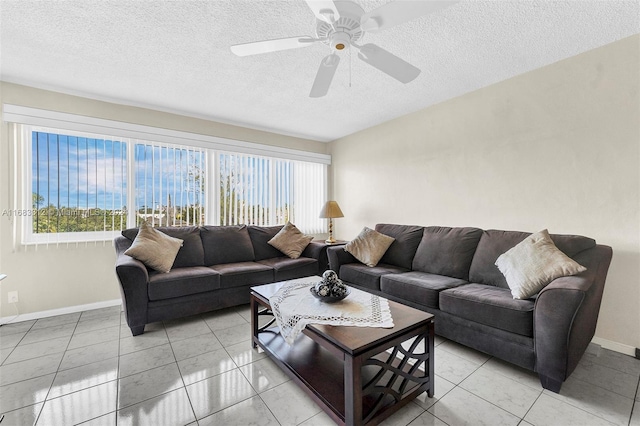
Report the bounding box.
[345,227,395,267]
[268,222,313,259]
[124,222,183,273]
[495,229,587,299]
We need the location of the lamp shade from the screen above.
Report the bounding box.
[319,201,344,219]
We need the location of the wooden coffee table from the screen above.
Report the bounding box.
[250,281,435,426]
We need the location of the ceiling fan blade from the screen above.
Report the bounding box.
[361,1,458,32]
[230,36,317,57]
[304,0,340,24]
[310,54,341,98]
[357,43,420,84]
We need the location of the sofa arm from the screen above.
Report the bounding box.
[533,245,613,391]
[327,246,358,276]
[299,241,329,274]
[114,237,150,335]
[301,241,325,260]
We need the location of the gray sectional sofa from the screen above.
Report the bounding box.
[327,224,613,393]
[114,224,327,336]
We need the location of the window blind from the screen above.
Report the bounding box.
[218,153,326,232]
[5,110,330,247]
[134,142,206,228]
[27,128,129,246]
[3,104,331,164]
[292,161,326,234]
[219,153,280,226]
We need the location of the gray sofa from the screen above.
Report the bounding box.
[115,224,327,336]
[327,224,613,393]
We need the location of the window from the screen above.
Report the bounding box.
[134,143,206,228]
[219,153,284,226]
[219,153,325,233]
[29,129,128,242]
[4,106,330,246]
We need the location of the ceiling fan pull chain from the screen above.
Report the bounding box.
[349,47,352,88]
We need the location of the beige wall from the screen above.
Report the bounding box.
[2,34,638,350]
[329,35,640,350]
[0,82,328,317]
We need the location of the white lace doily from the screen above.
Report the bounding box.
[268,279,394,345]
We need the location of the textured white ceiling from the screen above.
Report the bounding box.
[1,1,638,142]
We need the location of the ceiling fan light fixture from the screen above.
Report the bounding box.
[330,32,351,51]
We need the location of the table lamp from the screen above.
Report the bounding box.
[319,201,344,244]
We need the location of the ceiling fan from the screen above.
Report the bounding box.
[230,0,458,98]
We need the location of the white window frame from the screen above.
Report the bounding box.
[4,105,331,245]
[23,125,130,244]
[216,152,326,233]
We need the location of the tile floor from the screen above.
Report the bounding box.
[0,304,638,426]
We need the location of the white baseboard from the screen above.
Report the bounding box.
[0,299,122,325]
[591,336,638,357]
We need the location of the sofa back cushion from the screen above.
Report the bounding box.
[248,225,286,260]
[201,225,255,265]
[412,226,483,280]
[375,224,424,269]
[469,229,596,288]
[122,225,203,268]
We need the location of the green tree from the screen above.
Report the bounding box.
[32,192,44,209]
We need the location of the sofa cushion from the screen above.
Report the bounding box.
[248,225,286,261]
[257,257,318,281]
[469,230,596,288]
[124,222,183,273]
[380,272,468,309]
[412,226,483,280]
[549,233,597,258]
[375,224,424,269]
[209,262,274,288]
[345,227,395,267]
[268,222,313,259]
[202,225,255,266]
[496,229,587,299]
[148,266,220,301]
[122,225,204,268]
[439,283,535,337]
[340,263,409,292]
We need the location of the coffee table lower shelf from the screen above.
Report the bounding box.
[251,285,434,426]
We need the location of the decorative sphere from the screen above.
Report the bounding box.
[323,270,338,281]
[315,283,331,296]
[330,284,348,297]
[312,270,348,301]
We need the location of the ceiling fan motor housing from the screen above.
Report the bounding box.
[316,0,365,50]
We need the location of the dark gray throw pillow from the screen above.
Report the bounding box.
[412,226,483,280]
[201,225,255,265]
[375,224,424,269]
[248,225,286,260]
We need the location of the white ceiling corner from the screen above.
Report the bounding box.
[1,0,638,142]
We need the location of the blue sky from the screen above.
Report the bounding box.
[32,132,127,210]
[32,132,207,211]
[32,131,289,212]
[133,143,205,211]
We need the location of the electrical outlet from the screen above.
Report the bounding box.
[7,291,18,304]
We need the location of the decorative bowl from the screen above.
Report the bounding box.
[310,286,350,303]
